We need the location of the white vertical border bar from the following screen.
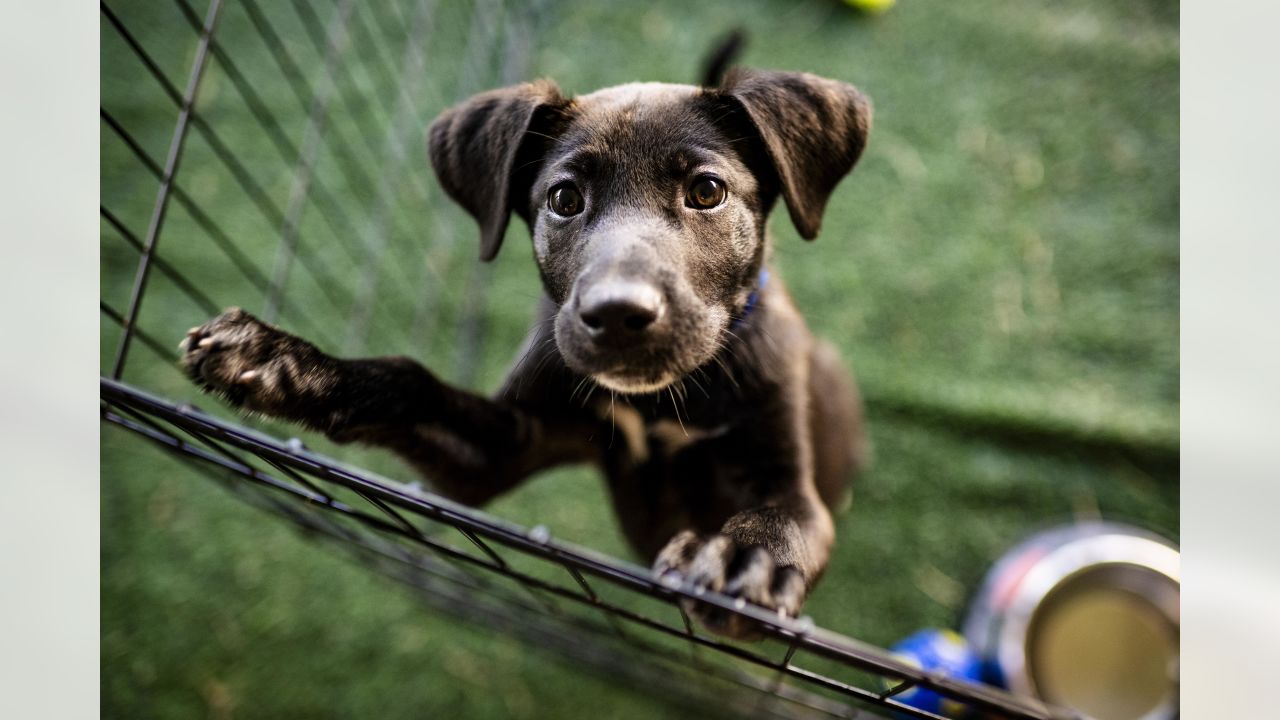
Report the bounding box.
[0,1,100,718]
[1183,1,1280,717]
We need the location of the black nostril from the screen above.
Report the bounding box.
[577,284,664,340]
[623,309,656,331]
[581,311,604,330]
[579,301,656,334]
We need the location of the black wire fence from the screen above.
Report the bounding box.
[99,1,1077,718]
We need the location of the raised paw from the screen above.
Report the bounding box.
[180,308,337,417]
[654,530,808,640]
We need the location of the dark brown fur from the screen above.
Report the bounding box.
[181,68,872,639]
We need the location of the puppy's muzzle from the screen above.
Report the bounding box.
[576,280,666,347]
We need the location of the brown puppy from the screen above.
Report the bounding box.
[181,68,872,638]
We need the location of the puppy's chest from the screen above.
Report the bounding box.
[646,417,733,454]
[592,394,738,462]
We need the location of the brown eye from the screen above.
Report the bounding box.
[548,183,584,217]
[686,176,726,209]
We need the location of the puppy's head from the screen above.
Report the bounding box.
[428,70,871,394]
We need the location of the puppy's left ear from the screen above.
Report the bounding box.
[718,69,872,240]
[428,80,570,261]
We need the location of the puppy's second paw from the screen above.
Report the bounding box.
[654,530,807,640]
[180,308,336,416]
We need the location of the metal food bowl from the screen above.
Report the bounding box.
[964,522,1180,720]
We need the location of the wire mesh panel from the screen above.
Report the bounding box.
[100,1,1079,718]
[101,378,1072,720]
[101,0,527,383]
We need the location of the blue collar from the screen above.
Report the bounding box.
[732,268,769,329]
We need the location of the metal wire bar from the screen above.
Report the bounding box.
[98,108,163,176]
[99,377,1074,720]
[100,303,178,364]
[119,387,511,596]
[102,407,316,510]
[302,506,496,599]
[254,452,336,506]
[163,412,338,508]
[110,0,223,379]
[101,206,221,316]
[558,560,636,640]
[100,2,183,105]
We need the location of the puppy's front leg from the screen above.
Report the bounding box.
[647,386,837,639]
[180,308,594,505]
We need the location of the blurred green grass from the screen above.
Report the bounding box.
[101,0,1177,717]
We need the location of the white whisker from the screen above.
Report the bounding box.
[668,386,688,437]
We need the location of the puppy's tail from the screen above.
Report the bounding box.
[700,28,747,87]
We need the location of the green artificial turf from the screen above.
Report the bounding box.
[101,1,1177,717]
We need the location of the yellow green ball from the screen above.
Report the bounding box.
[844,0,897,14]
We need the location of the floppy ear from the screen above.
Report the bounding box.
[718,69,872,240]
[427,80,569,261]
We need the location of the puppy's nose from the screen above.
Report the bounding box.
[578,281,664,341]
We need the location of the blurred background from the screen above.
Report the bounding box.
[100,0,1177,717]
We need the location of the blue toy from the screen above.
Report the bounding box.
[884,629,983,718]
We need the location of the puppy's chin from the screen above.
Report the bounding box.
[556,344,685,394]
[592,370,679,395]
[556,342,699,396]
[556,334,716,396]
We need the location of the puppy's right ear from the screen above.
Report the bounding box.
[428,80,569,261]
